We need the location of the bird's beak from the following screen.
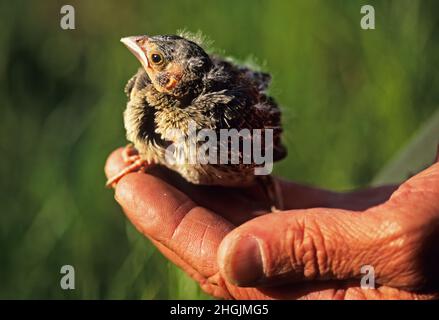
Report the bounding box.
[120,36,150,69]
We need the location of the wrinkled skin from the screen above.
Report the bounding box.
[105,147,439,300]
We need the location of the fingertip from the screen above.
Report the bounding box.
[217,232,234,274]
[218,231,265,287]
[114,172,140,209]
[114,173,162,231]
[104,147,125,179]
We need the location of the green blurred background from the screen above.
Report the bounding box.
[0,0,438,299]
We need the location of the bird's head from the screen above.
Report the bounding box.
[121,35,212,99]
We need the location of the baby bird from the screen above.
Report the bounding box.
[107,34,287,209]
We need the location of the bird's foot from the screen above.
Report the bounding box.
[121,143,140,163]
[257,175,284,212]
[106,145,151,188]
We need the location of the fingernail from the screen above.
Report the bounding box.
[221,236,264,286]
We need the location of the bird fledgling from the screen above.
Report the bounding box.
[107,33,287,209]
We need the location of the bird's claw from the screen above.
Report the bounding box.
[106,144,151,188]
[105,158,150,188]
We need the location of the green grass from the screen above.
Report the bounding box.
[0,0,438,299]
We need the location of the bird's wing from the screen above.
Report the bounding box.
[238,67,271,91]
[242,95,287,162]
[210,55,272,92]
[201,54,287,163]
[196,88,287,163]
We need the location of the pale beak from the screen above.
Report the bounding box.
[120,36,150,69]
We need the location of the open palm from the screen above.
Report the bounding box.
[105,147,439,299]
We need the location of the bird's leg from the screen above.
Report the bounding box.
[257,175,284,212]
[106,144,151,188]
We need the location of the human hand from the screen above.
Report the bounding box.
[105,147,439,299]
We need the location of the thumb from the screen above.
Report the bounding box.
[217,158,439,290]
[217,207,408,288]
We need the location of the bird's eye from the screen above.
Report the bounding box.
[150,53,164,65]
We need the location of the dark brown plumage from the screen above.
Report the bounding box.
[107,33,287,207]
